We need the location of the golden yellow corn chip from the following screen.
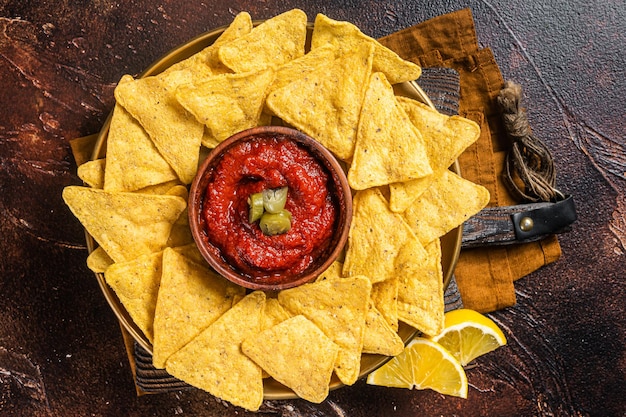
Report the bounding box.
[342,188,427,284]
[396,239,445,336]
[77,159,105,189]
[242,315,338,403]
[267,43,339,93]
[86,246,113,273]
[152,248,245,368]
[348,72,432,190]
[262,298,292,331]
[218,9,307,73]
[362,301,404,356]
[62,186,186,263]
[104,104,178,192]
[104,251,165,343]
[403,169,490,245]
[164,186,194,247]
[371,276,399,331]
[388,97,481,212]
[171,242,207,266]
[160,11,252,79]
[315,260,344,282]
[311,13,421,84]
[176,68,275,144]
[132,179,183,195]
[166,291,266,411]
[267,42,374,160]
[278,275,371,386]
[114,74,204,184]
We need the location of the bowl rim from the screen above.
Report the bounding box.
[188,125,353,291]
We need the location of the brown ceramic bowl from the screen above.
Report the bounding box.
[188,125,352,291]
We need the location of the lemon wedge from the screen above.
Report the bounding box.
[429,308,507,366]
[366,338,468,398]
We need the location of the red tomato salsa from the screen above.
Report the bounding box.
[201,135,338,282]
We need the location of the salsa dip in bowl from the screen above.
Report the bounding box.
[189,126,352,291]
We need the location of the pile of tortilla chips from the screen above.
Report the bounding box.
[63,9,490,412]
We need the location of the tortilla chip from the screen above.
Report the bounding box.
[348,72,432,190]
[262,298,292,331]
[315,260,344,282]
[166,291,266,411]
[62,186,186,263]
[104,251,165,342]
[114,74,204,184]
[389,97,481,212]
[218,9,307,73]
[371,276,399,331]
[403,169,490,245]
[267,43,339,93]
[242,315,338,403]
[77,159,105,189]
[103,104,178,192]
[152,248,245,368]
[362,301,404,356]
[161,11,252,79]
[342,188,427,284]
[86,246,114,273]
[171,242,207,266]
[396,239,445,336]
[176,68,275,143]
[278,275,371,386]
[311,13,421,84]
[266,42,373,160]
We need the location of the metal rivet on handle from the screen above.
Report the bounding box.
[519,216,534,232]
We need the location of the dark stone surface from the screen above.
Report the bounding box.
[1,1,624,416]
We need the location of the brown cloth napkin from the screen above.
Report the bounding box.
[380,8,561,313]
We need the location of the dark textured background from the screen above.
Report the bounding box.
[1,1,624,416]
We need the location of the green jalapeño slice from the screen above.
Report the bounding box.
[248,187,292,235]
[259,209,292,236]
[262,187,288,213]
[248,192,264,223]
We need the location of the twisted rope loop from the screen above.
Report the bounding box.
[497,81,565,203]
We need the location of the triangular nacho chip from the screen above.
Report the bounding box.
[278,276,371,386]
[77,159,105,189]
[114,74,204,184]
[104,251,165,343]
[266,42,373,160]
[311,13,421,84]
[362,301,404,356]
[86,246,113,274]
[218,9,307,73]
[242,315,339,403]
[348,72,432,190]
[262,298,292,331]
[176,68,275,143]
[62,186,186,263]
[388,97,481,212]
[104,104,178,192]
[267,43,339,93]
[166,291,266,411]
[396,239,445,336]
[371,276,399,331]
[152,248,245,368]
[403,169,490,245]
[342,188,427,284]
[161,11,252,79]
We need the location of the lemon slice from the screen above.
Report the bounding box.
[366,338,468,398]
[429,308,507,366]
